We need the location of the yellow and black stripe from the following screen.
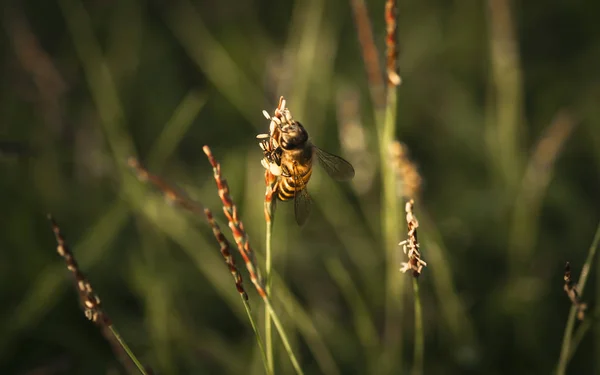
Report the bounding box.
[276,167,313,201]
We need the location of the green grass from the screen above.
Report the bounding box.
[2,0,600,374]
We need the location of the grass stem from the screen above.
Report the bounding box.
[265,214,274,373]
[556,222,600,375]
[381,87,402,369]
[241,299,271,375]
[263,297,305,375]
[567,312,598,363]
[412,278,423,375]
[264,170,277,374]
[108,326,150,375]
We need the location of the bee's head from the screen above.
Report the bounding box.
[279,121,308,150]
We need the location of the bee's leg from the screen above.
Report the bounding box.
[280,165,292,178]
[262,140,272,153]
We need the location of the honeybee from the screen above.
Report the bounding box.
[258,117,355,225]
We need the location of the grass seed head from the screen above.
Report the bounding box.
[399,200,427,277]
[563,261,587,320]
[203,145,266,298]
[385,0,402,86]
[390,141,422,201]
[48,214,108,325]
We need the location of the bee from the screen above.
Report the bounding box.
[258,118,355,225]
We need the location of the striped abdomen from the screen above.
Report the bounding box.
[275,147,314,201]
[276,167,313,201]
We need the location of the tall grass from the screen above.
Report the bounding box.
[4,0,599,374]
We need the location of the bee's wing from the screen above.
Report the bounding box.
[294,186,312,226]
[314,147,355,181]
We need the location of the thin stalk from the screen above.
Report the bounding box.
[264,171,277,374]
[556,222,600,375]
[557,303,581,373]
[567,313,599,363]
[348,1,403,369]
[382,2,403,369]
[265,217,274,373]
[412,279,423,375]
[241,298,271,375]
[263,297,305,375]
[348,0,385,110]
[381,88,402,366]
[108,326,150,375]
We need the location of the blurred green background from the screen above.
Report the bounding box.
[1,0,599,374]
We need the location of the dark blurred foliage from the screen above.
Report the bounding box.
[1,0,599,374]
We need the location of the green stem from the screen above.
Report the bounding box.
[567,314,597,363]
[263,296,305,375]
[265,215,274,373]
[412,278,424,375]
[108,325,149,375]
[381,86,402,370]
[556,222,600,375]
[241,297,271,375]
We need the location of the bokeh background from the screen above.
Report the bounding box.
[1,0,600,374]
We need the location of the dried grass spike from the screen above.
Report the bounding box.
[349,0,385,108]
[563,261,587,320]
[399,200,427,277]
[47,215,151,375]
[257,96,298,177]
[205,208,248,301]
[385,0,402,86]
[203,145,266,298]
[47,214,107,325]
